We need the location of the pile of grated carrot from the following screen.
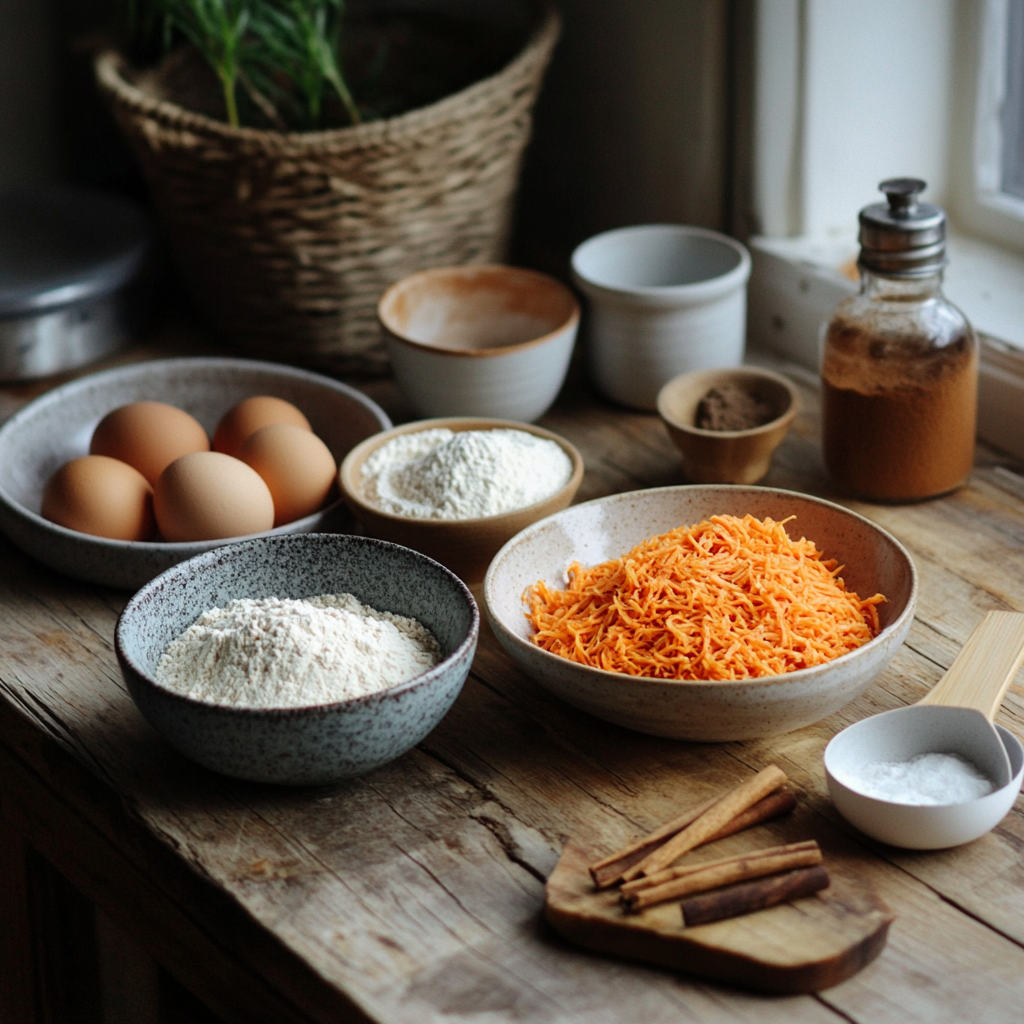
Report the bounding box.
[526,514,885,680]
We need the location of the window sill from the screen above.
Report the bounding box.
[748,231,1024,459]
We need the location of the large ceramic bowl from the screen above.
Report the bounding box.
[484,486,917,741]
[115,533,479,785]
[0,357,391,588]
[378,265,579,422]
[339,417,584,582]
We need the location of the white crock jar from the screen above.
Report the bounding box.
[571,224,751,410]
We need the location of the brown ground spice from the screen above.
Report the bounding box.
[696,384,776,431]
[822,320,977,501]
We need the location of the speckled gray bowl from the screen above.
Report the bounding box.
[484,486,917,741]
[116,533,479,785]
[0,357,391,588]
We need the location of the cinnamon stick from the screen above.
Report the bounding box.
[679,865,830,927]
[588,794,720,889]
[704,786,796,844]
[621,843,823,911]
[622,765,789,882]
[589,780,795,890]
[620,839,818,896]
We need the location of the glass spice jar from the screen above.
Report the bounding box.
[822,178,978,502]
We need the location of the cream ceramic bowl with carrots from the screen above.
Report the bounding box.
[378,265,579,422]
[483,485,917,741]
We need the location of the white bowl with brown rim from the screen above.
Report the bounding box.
[378,265,580,422]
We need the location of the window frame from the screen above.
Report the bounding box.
[747,0,1024,459]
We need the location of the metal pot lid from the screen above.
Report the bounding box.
[0,185,151,318]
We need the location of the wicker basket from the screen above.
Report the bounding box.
[95,7,559,373]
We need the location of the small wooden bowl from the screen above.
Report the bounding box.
[657,367,799,484]
[339,418,584,583]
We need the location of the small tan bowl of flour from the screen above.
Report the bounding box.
[339,418,584,583]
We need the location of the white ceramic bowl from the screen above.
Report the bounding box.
[825,715,1024,849]
[572,225,751,410]
[378,264,579,422]
[484,486,917,741]
[0,357,391,588]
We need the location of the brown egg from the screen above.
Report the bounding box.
[238,423,337,526]
[41,455,155,541]
[154,452,275,542]
[213,396,312,458]
[91,402,210,485]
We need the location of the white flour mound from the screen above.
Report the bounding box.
[361,427,573,520]
[155,594,441,709]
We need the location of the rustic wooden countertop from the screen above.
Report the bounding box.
[3,337,1024,1023]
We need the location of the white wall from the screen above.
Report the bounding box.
[751,0,956,241]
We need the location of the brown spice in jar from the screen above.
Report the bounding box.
[822,319,977,501]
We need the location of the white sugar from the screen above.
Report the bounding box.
[846,751,995,805]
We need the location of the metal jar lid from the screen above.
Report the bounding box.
[858,178,946,277]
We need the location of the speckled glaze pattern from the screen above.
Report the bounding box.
[115,533,479,785]
[0,357,391,588]
[483,486,917,741]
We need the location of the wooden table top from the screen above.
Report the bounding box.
[3,341,1024,1023]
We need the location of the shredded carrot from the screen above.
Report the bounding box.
[526,514,886,680]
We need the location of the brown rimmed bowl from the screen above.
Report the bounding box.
[483,485,917,741]
[339,417,584,582]
[378,265,580,422]
[657,366,799,484]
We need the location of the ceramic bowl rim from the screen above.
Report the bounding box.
[339,417,585,528]
[484,483,918,691]
[0,356,392,552]
[656,366,801,440]
[115,533,480,718]
[570,224,752,301]
[378,264,581,360]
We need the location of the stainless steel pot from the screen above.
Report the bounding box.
[0,185,151,381]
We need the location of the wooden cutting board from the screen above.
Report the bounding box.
[545,840,894,994]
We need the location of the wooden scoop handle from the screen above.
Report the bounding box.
[917,611,1024,720]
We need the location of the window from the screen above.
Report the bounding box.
[956,0,1024,249]
[747,0,1024,458]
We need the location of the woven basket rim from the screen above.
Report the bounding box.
[95,3,559,149]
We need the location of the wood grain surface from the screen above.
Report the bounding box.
[545,839,892,994]
[3,340,1024,1022]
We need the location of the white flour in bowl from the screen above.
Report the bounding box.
[361,427,573,520]
[155,594,441,709]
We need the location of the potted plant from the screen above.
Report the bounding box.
[96,0,559,372]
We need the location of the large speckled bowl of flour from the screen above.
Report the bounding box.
[115,533,479,785]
